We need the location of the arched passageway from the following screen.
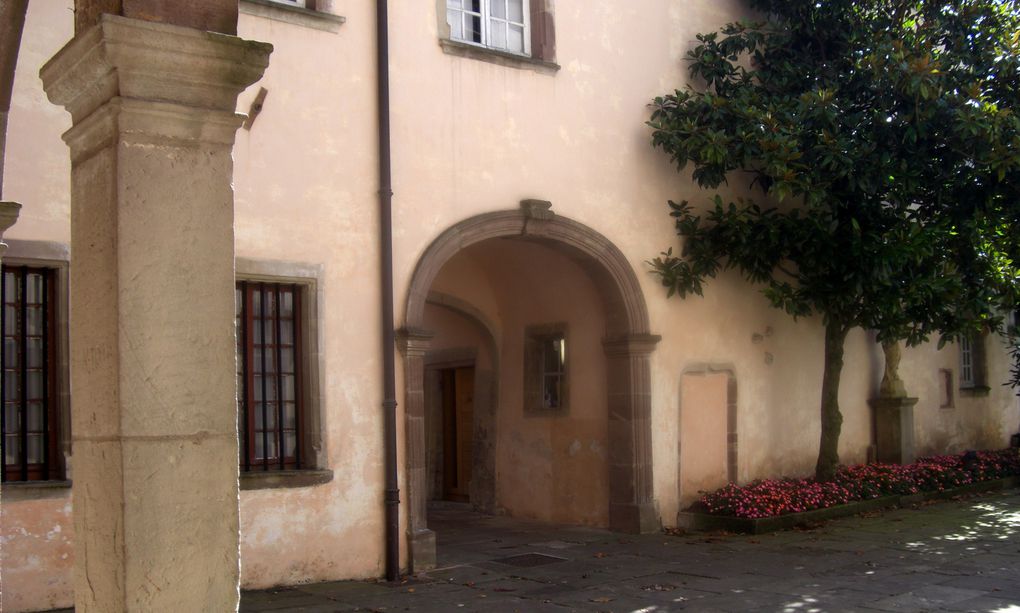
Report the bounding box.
[399,203,660,571]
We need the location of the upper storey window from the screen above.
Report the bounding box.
[447,0,531,56]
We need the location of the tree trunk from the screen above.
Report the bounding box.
[815,321,848,481]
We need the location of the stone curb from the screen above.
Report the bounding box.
[677,476,1020,535]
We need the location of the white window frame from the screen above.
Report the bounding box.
[266,0,307,8]
[447,0,531,56]
[959,335,975,388]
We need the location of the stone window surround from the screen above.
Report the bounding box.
[938,368,955,408]
[400,203,661,573]
[240,0,346,33]
[436,0,560,74]
[3,254,334,495]
[234,258,332,490]
[523,321,569,415]
[1,240,72,501]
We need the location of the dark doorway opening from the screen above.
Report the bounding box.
[440,365,474,502]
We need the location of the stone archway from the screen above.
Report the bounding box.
[398,202,660,571]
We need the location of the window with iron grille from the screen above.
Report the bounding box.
[2,266,59,482]
[236,281,305,471]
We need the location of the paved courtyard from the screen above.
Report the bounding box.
[242,489,1020,612]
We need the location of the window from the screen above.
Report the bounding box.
[266,0,308,8]
[240,0,346,34]
[959,335,974,387]
[448,0,530,55]
[539,336,565,408]
[524,323,568,413]
[236,281,305,471]
[2,266,59,482]
[958,333,987,391]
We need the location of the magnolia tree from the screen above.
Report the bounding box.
[648,0,1020,480]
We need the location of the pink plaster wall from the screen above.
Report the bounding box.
[679,372,729,507]
[424,303,494,370]
[0,496,74,612]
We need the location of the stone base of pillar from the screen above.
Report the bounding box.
[869,396,918,465]
[408,528,436,573]
[609,501,660,534]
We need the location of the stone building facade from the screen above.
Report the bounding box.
[2,1,1017,611]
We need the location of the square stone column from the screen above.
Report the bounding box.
[603,334,661,534]
[40,16,270,612]
[396,327,437,572]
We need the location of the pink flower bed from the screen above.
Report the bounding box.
[697,449,1020,519]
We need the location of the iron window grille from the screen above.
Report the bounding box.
[2,266,59,482]
[236,281,304,471]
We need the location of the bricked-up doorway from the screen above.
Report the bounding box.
[399,204,661,572]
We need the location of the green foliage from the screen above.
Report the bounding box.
[649,0,1020,371]
[650,0,1020,478]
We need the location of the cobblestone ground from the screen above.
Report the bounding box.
[240,489,1020,612]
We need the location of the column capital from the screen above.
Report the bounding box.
[0,201,21,259]
[0,200,21,235]
[603,333,662,357]
[397,327,435,356]
[40,14,272,124]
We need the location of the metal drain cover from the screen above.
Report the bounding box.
[493,552,568,567]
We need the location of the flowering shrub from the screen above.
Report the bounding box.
[697,449,1020,519]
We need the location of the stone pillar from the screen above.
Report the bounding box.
[40,16,270,612]
[869,397,918,465]
[603,333,661,534]
[397,327,436,572]
[870,340,917,465]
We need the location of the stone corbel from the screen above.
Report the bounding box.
[0,201,21,260]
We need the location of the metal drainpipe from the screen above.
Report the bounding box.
[376,0,400,583]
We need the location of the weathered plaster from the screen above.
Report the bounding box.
[4,1,1019,609]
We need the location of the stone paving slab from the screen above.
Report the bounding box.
[233,488,1020,612]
